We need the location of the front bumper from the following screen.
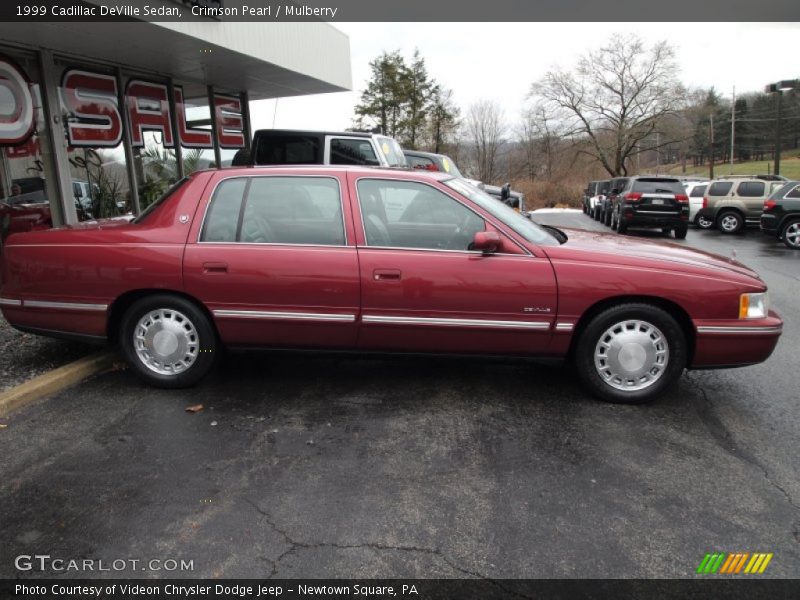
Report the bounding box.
[691,312,783,368]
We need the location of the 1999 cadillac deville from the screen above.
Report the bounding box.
[0,166,783,403]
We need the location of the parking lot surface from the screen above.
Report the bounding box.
[1,212,798,579]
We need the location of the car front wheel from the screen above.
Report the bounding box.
[120,294,217,388]
[781,218,800,249]
[695,214,714,229]
[575,303,687,404]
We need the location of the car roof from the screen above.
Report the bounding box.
[253,128,382,139]
[195,164,453,181]
[403,149,445,159]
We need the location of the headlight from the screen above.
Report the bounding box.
[739,292,769,319]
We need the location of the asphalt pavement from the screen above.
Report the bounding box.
[1,211,798,579]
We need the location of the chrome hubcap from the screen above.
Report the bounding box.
[134,309,199,376]
[594,320,669,392]
[720,215,739,232]
[697,216,713,228]
[785,223,800,248]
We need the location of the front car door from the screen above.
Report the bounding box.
[348,174,558,355]
[183,172,360,349]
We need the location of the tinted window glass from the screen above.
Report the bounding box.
[357,179,484,251]
[597,181,610,194]
[241,177,344,245]
[785,185,800,199]
[254,135,320,165]
[330,138,379,166]
[407,155,437,170]
[737,181,765,197]
[708,181,733,196]
[689,185,707,198]
[200,178,247,242]
[632,178,685,194]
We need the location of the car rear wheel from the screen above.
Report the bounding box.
[604,208,612,226]
[695,214,714,229]
[781,218,800,249]
[616,215,628,234]
[718,210,744,234]
[120,294,217,388]
[575,303,687,404]
[674,225,688,239]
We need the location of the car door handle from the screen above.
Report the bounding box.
[373,269,401,281]
[203,262,228,274]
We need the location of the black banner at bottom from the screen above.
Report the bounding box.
[2,579,800,600]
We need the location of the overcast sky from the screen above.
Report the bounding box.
[248,22,800,135]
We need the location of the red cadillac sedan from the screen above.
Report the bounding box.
[0,166,783,403]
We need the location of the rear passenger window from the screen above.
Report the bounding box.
[708,182,733,196]
[254,135,320,165]
[632,179,685,194]
[201,178,248,242]
[737,182,765,197]
[330,138,379,166]
[690,185,707,197]
[786,185,800,199]
[201,177,344,246]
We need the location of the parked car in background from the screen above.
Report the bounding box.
[589,180,611,220]
[609,176,689,238]
[696,176,786,234]
[246,129,407,168]
[582,181,599,214]
[72,180,99,219]
[760,180,800,249]
[683,181,708,227]
[0,165,782,404]
[600,177,628,226]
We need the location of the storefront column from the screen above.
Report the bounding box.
[207,85,222,168]
[116,66,141,216]
[240,91,252,150]
[166,78,184,180]
[37,49,77,226]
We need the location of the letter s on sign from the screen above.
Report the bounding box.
[0,56,35,145]
[61,69,123,147]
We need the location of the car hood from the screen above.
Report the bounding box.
[550,227,761,281]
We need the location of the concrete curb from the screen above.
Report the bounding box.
[0,351,118,417]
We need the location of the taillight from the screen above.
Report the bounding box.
[675,194,689,203]
[624,192,642,201]
[764,199,777,211]
[426,164,439,171]
[702,197,708,209]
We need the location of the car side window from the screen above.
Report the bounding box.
[407,156,437,171]
[786,185,800,199]
[737,181,765,197]
[708,181,733,196]
[357,179,485,251]
[201,177,345,246]
[330,138,379,166]
[690,185,706,198]
[254,135,321,165]
[201,178,248,242]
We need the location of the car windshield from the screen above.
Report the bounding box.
[444,178,559,246]
[438,155,463,178]
[376,136,407,167]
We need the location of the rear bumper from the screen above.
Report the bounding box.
[760,213,779,234]
[624,211,685,227]
[691,312,783,368]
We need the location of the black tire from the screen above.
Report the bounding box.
[120,294,217,388]
[661,227,672,235]
[616,217,627,234]
[695,214,714,230]
[780,218,800,249]
[717,210,744,234]
[594,207,601,221]
[674,225,688,239]
[574,303,687,404]
[604,208,612,226]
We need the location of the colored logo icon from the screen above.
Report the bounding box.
[697,552,773,574]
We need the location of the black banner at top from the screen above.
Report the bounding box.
[0,0,798,22]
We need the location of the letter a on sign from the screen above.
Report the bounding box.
[126,79,174,147]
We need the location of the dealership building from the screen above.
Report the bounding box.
[0,2,351,227]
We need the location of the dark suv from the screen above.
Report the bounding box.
[609,176,690,239]
[761,180,800,249]
[599,177,628,226]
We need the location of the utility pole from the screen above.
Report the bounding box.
[709,112,715,180]
[774,90,783,176]
[730,86,735,174]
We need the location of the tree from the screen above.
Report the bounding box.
[530,36,683,176]
[354,51,410,138]
[426,86,460,154]
[465,99,505,183]
[402,49,435,149]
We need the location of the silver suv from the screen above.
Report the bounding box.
[694,176,786,234]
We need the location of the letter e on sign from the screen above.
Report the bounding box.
[126,79,174,147]
[213,94,245,149]
[61,69,123,147]
[0,56,34,145]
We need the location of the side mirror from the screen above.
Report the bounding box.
[472,230,501,254]
[500,183,511,201]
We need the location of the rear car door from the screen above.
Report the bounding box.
[735,180,767,221]
[183,172,360,348]
[348,174,557,355]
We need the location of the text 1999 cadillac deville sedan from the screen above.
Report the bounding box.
[0,166,783,403]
